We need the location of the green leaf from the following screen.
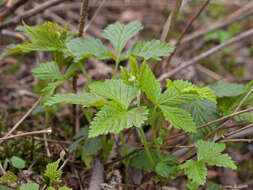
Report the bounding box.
[129,56,139,77]
[179,160,207,185]
[195,140,237,169]
[102,21,143,56]
[10,156,25,169]
[41,81,64,104]
[82,137,102,156]
[88,104,148,138]
[74,127,89,139]
[171,80,216,103]
[45,93,104,107]
[158,87,180,105]
[204,30,232,43]
[124,40,174,60]
[159,105,196,132]
[182,99,219,139]
[210,80,245,98]
[141,63,161,104]
[0,44,21,60]
[235,112,253,123]
[89,79,137,109]
[155,162,171,178]
[44,159,62,185]
[20,183,39,190]
[46,187,55,190]
[155,156,179,179]
[206,181,222,190]
[0,185,13,190]
[219,81,253,114]
[158,87,198,107]
[32,62,64,80]
[186,181,200,190]
[69,137,85,153]
[130,150,160,171]
[64,62,81,79]
[59,187,72,190]
[17,22,67,52]
[66,38,109,61]
[0,171,18,185]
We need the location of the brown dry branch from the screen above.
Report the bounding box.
[158,27,253,81]
[205,89,253,139]
[235,88,253,112]
[0,162,5,175]
[84,0,106,33]
[219,123,253,140]
[195,64,222,81]
[219,139,253,143]
[0,0,70,30]
[72,0,89,135]
[180,90,253,163]
[161,0,183,42]
[0,0,29,21]
[165,0,210,68]
[182,1,253,44]
[0,129,52,141]
[0,98,41,144]
[167,107,253,141]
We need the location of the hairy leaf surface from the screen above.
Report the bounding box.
[66,38,109,61]
[141,63,161,104]
[183,99,219,139]
[124,40,174,60]
[179,160,207,185]
[88,105,148,137]
[44,159,62,183]
[102,21,143,56]
[89,79,137,109]
[32,62,64,80]
[17,22,67,52]
[20,183,39,190]
[159,105,196,132]
[45,93,104,107]
[211,80,245,98]
[195,140,237,169]
[167,80,216,103]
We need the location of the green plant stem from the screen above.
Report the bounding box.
[137,89,141,107]
[151,108,162,159]
[78,61,91,84]
[119,132,129,184]
[113,57,120,78]
[138,127,155,169]
[120,133,127,156]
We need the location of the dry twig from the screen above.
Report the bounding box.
[0,0,28,21]
[0,0,69,29]
[165,0,210,68]
[161,0,183,42]
[0,98,41,144]
[0,129,52,141]
[159,27,253,81]
[182,1,253,44]
[167,107,253,140]
[72,0,89,135]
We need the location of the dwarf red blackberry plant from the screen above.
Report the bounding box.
[2,21,253,189]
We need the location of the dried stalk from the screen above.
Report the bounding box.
[0,0,29,21]
[0,0,69,29]
[72,0,89,135]
[165,0,210,68]
[161,0,183,42]
[158,27,253,81]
